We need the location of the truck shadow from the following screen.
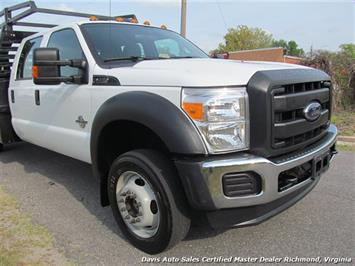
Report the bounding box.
[0,142,223,242]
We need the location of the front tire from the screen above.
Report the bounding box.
[0,143,3,152]
[108,149,191,254]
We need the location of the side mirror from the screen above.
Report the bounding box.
[32,48,87,85]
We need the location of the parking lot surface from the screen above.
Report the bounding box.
[0,143,354,265]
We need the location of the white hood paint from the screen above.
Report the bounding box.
[95,58,310,87]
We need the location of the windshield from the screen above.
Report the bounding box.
[80,23,208,63]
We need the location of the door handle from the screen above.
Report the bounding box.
[10,90,15,103]
[35,90,40,105]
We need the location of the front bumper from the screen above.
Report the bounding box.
[175,124,337,227]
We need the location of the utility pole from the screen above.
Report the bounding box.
[180,0,186,37]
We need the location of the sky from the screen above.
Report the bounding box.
[1,0,354,53]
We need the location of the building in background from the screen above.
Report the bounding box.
[214,47,303,65]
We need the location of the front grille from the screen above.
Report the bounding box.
[274,81,324,95]
[247,68,332,158]
[271,81,331,150]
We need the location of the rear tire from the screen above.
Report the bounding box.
[108,149,191,254]
[0,143,3,152]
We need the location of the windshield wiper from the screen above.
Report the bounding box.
[103,56,197,63]
[103,56,156,62]
[169,56,196,59]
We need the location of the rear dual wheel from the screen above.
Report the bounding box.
[108,149,191,254]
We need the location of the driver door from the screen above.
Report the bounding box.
[34,28,91,162]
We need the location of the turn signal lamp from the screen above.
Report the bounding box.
[182,102,204,121]
[89,15,98,21]
[130,18,138,23]
[32,66,38,79]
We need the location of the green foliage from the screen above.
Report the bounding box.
[272,39,288,49]
[214,25,353,111]
[340,44,355,59]
[302,44,355,111]
[0,186,71,266]
[336,143,355,152]
[332,111,355,136]
[217,25,274,52]
[216,25,304,57]
[272,39,304,57]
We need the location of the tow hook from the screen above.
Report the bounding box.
[282,176,299,191]
[330,144,338,163]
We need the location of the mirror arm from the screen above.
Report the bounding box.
[35,59,86,69]
[35,76,72,83]
[71,59,87,69]
[35,75,84,84]
[71,75,85,84]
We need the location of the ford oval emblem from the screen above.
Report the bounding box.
[303,101,322,121]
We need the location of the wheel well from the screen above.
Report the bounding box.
[97,120,170,206]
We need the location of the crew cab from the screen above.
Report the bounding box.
[0,2,337,254]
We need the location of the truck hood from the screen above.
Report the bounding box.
[96,58,310,87]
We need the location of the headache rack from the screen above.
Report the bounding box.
[0,1,136,145]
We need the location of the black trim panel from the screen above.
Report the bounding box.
[34,90,40,105]
[91,91,207,205]
[10,90,14,103]
[175,159,216,210]
[247,68,331,158]
[206,176,319,229]
[91,91,206,158]
[274,110,329,138]
[222,172,261,197]
[273,88,329,111]
[93,75,120,86]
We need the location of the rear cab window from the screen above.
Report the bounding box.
[154,39,181,58]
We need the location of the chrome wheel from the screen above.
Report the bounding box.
[116,171,160,238]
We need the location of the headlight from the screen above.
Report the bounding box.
[182,87,249,154]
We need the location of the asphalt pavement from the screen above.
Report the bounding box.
[0,142,354,265]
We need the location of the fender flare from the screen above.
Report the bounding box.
[90,91,207,200]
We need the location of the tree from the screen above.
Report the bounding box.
[217,25,273,52]
[302,44,355,111]
[337,44,355,108]
[339,44,355,103]
[340,44,355,59]
[272,39,305,57]
[287,41,304,57]
[215,26,304,57]
[272,39,288,49]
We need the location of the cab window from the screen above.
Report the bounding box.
[47,28,85,76]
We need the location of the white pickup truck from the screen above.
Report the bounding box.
[0,2,337,254]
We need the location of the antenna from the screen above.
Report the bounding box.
[180,0,187,37]
[215,0,227,31]
[109,0,112,17]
